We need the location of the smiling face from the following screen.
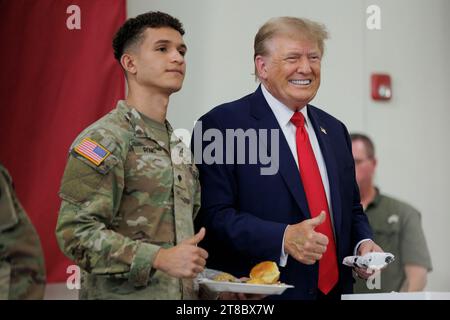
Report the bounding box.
[255,35,322,110]
[124,27,187,95]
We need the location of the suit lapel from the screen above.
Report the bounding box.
[250,87,311,219]
[307,106,342,239]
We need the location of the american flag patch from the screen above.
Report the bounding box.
[74,138,110,166]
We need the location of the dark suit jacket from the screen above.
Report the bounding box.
[193,86,372,299]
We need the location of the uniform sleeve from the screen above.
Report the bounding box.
[192,165,201,220]
[0,166,46,299]
[0,262,11,299]
[0,168,19,231]
[56,150,161,287]
[400,209,432,271]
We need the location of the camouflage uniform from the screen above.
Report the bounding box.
[56,100,201,299]
[0,163,46,300]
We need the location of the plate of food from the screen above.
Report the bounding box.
[197,261,294,295]
[197,279,294,295]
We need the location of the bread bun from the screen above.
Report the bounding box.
[249,261,280,284]
[213,272,237,282]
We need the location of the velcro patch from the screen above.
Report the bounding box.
[74,138,110,166]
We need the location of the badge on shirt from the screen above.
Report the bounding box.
[74,138,110,166]
[387,214,399,224]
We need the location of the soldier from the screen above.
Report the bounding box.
[0,163,46,299]
[56,11,209,299]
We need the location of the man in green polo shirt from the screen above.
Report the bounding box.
[351,133,432,293]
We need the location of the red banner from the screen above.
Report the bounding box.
[0,0,126,282]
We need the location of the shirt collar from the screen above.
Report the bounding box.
[261,84,311,128]
[367,187,382,209]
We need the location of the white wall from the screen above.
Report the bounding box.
[363,0,450,291]
[128,0,450,291]
[128,0,367,130]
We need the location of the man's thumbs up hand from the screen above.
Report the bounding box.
[284,211,329,265]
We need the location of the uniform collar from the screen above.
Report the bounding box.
[117,100,172,136]
[116,100,185,154]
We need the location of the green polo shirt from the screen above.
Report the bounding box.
[353,188,432,293]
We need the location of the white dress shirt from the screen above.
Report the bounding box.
[260,85,368,266]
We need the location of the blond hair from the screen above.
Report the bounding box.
[253,17,329,79]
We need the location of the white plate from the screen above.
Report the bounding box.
[198,279,294,295]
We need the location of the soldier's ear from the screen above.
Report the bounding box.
[121,53,137,75]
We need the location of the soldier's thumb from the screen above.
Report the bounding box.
[183,227,206,245]
[309,211,326,228]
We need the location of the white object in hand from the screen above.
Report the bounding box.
[342,252,395,269]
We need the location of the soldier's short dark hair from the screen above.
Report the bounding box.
[350,133,376,159]
[112,11,185,62]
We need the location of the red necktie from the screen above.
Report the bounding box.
[290,112,338,295]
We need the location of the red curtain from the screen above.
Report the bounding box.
[0,0,126,282]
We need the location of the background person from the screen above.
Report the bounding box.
[351,133,432,293]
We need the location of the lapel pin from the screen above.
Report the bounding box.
[320,127,327,134]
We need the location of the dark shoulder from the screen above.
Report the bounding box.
[201,92,254,120]
[0,163,11,185]
[307,104,347,129]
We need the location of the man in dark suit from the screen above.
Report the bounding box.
[193,17,382,300]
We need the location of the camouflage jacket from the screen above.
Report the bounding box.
[0,163,46,299]
[56,101,201,299]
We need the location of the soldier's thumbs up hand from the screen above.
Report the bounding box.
[153,227,209,279]
[283,211,329,265]
[182,227,206,246]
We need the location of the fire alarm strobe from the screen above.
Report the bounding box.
[371,73,392,100]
